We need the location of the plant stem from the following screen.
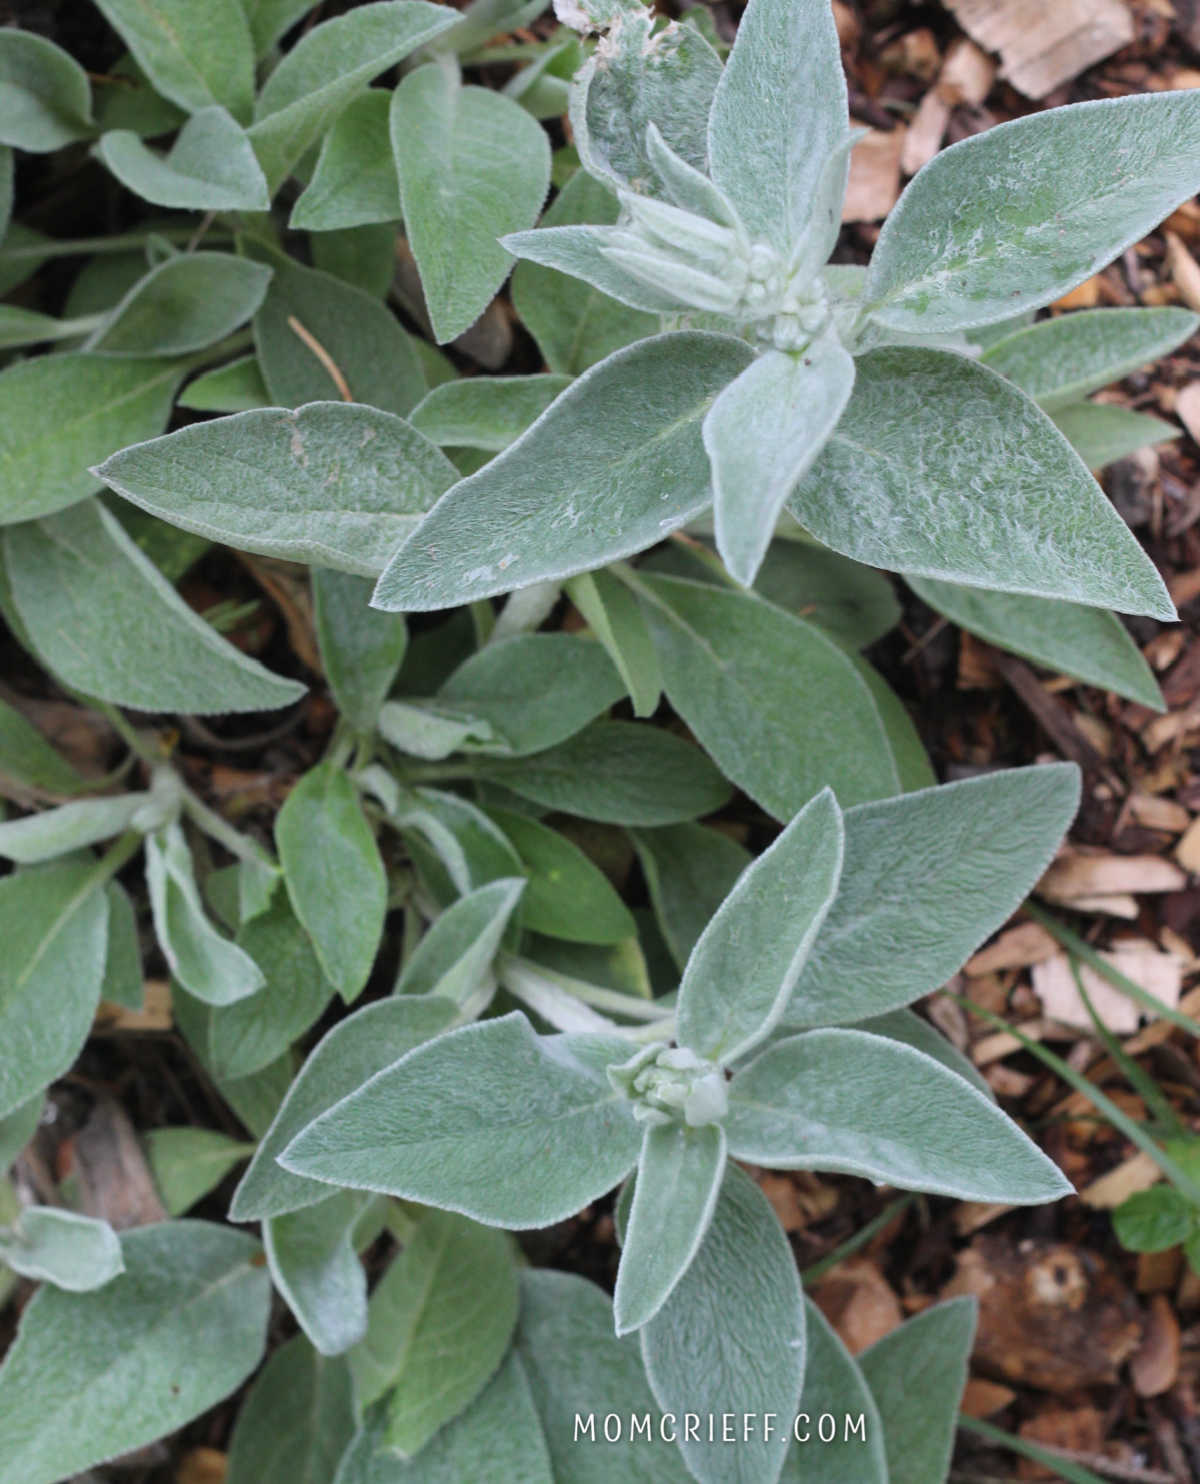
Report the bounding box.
[181,789,273,867]
[498,956,671,1021]
[395,760,483,785]
[0,227,235,261]
[800,1193,915,1286]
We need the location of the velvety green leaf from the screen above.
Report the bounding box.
[511,168,659,375]
[93,0,255,121]
[253,254,424,417]
[92,52,187,136]
[178,354,270,413]
[266,1191,369,1356]
[567,567,662,718]
[209,893,336,1078]
[335,1351,552,1484]
[858,1299,976,1484]
[389,65,549,342]
[97,402,456,577]
[487,806,636,944]
[395,878,524,1002]
[0,1221,268,1484]
[707,337,856,587]
[97,107,269,211]
[573,10,721,194]
[980,307,1199,411]
[780,1302,886,1483]
[788,347,1175,620]
[634,574,909,816]
[245,0,322,55]
[0,31,93,151]
[87,253,272,357]
[1053,400,1180,468]
[409,374,572,451]
[0,792,150,864]
[4,502,305,713]
[0,860,109,1119]
[0,352,184,525]
[0,699,87,795]
[291,91,399,230]
[144,1127,256,1216]
[641,1163,805,1484]
[352,1207,518,1455]
[0,304,94,349]
[0,1095,43,1173]
[615,1121,725,1335]
[1112,1185,1194,1252]
[377,700,498,760]
[751,543,900,650]
[909,575,1164,710]
[281,1013,641,1226]
[436,634,623,756]
[313,569,408,734]
[632,822,751,973]
[502,220,694,315]
[782,764,1081,1027]
[852,1008,994,1100]
[277,762,386,1002]
[0,1207,123,1292]
[249,2,462,191]
[310,223,398,298]
[516,1268,693,1483]
[230,996,458,1222]
[146,822,265,1005]
[678,788,843,1063]
[727,1029,1071,1201]
[0,146,10,239]
[707,0,847,254]
[483,720,732,826]
[373,332,754,610]
[868,90,1200,334]
[387,785,525,898]
[227,1334,357,1484]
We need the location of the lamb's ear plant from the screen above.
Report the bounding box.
[0,0,1194,1478]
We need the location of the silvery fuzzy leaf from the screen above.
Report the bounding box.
[312,569,408,736]
[634,574,915,817]
[0,1207,123,1292]
[0,860,109,1120]
[980,306,1198,411]
[349,1206,519,1456]
[600,243,741,313]
[1053,401,1180,469]
[265,1191,369,1357]
[394,877,525,1003]
[373,332,754,611]
[230,996,458,1222]
[390,66,550,343]
[143,1127,256,1217]
[868,89,1200,335]
[677,787,843,1065]
[96,106,269,211]
[280,1013,642,1228]
[858,1298,976,1484]
[409,374,572,452]
[249,1,460,191]
[290,91,399,230]
[145,822,265,1006]
[787,347,1176,621]
[503,223,699,313]
[0,1221,270,1484]
[781,764,1080,1028]
[641,1163,805,1484]
[707,0,848,255]
[571,10,722,196]
[908,575,1164,712]
[614,1120,726,1335]
[780,1302,887,1483]
[93,0,254,120]
[85,253,272,358]
[0,793,152,864]
[97,402,456,578]
[706,336,856,588]
[225,1334,356,1484]
[0,31,94,152]
[726,1029,1071,1203]
[566,567,663,718]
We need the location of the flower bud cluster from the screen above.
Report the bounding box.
[608,1043,729,1128]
